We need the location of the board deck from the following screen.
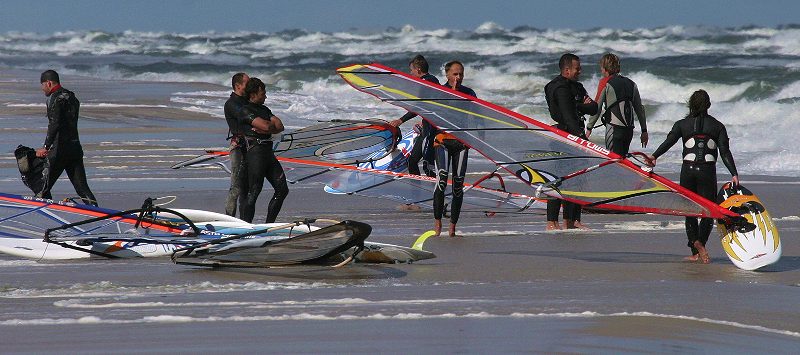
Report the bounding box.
[717,183,781,270]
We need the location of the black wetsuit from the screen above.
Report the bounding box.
[238,102,289,223]
[401,73,440,176]
[652,114,737,254]
[544,75,598,222]
[432,83,476,225]
[223,92,250,216]
[38,86,97,206]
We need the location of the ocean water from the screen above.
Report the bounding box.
[0,24,798,177]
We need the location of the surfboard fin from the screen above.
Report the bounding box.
[412,230,436,250]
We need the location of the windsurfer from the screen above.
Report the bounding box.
[35,70,98,206]
[223,72,250,217]
[646,90,739,264]
[543,54,598,230]
[238,78,289,223]
[389,55,441,178]
[585,53,648,156]
[433,61,476,237]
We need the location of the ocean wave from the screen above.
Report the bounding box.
[2,25,800,58]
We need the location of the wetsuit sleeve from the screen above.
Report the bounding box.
[586,85,607,129]
[399,111,418,123]
[717,125,738,176]
[633,83,647,132]
[43,97,65,149]
[652,121,682,159]
[577,99,598,116]
[554,86,582,135]
[236,105,257,125]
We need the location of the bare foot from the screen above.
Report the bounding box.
[433,219,442,237]
[693,241,711,264]
[396,203,421,211]
[448,224,461,237]
[570,221,590,230]
[683,254,700,262]
[546,221,562,231]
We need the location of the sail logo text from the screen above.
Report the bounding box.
[567,135,610,155]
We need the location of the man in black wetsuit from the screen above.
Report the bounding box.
[647,90,739,264]
[389,54,440,178]
[223,72,250,216]
[543,53,598,230]
[238,78,288,223]
[35,70,98,206]
[432,60,477,237]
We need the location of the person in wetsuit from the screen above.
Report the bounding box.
[432,60,477,237]
[238,78,288,223]
[223,72,250,217]
[647,90,739,264]
[586,53,648,156]
[34,70,98,206]
[543,54,598,230]
[389,54,440,177]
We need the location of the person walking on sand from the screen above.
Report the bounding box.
[35,70,98,206]
[543,54,598,230]
[646,90,739,264]
[585,53,648,156]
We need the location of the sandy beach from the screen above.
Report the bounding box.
[1,65,798,354]
[1,171,798,353]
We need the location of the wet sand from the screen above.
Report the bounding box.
[1,73,798,353]
[1,181,798,353]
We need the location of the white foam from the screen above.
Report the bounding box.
[774,216,800,221]
[0,281,338,299]
[458,230,527,237]
[629,72,753,104]
[1,310,797,338]
[54,297,475,309]
[603,221,684,231]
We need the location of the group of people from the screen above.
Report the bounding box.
[541,52,739,263]
[36,50,739,262]
[223,73,288,224]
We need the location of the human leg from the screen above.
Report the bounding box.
[432,145,448,236]
[225,146,245,216]
[63,156,98,206]
[407,133,424,176]
[447,143,468,236]
[240,145,267,223]
[37,155,65,200]
[546,199,562,230]
[263,154,289,223]
[606,124,634,157]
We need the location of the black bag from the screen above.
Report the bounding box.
[14,145,47,195]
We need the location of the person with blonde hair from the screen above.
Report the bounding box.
[586,53,648,156]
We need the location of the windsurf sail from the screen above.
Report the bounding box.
[273,119,399,164]
[0,193,199,259]
[171,119,398,171]
[337,63,740,220]
[171,220,371,267]
[171,150,541,214]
